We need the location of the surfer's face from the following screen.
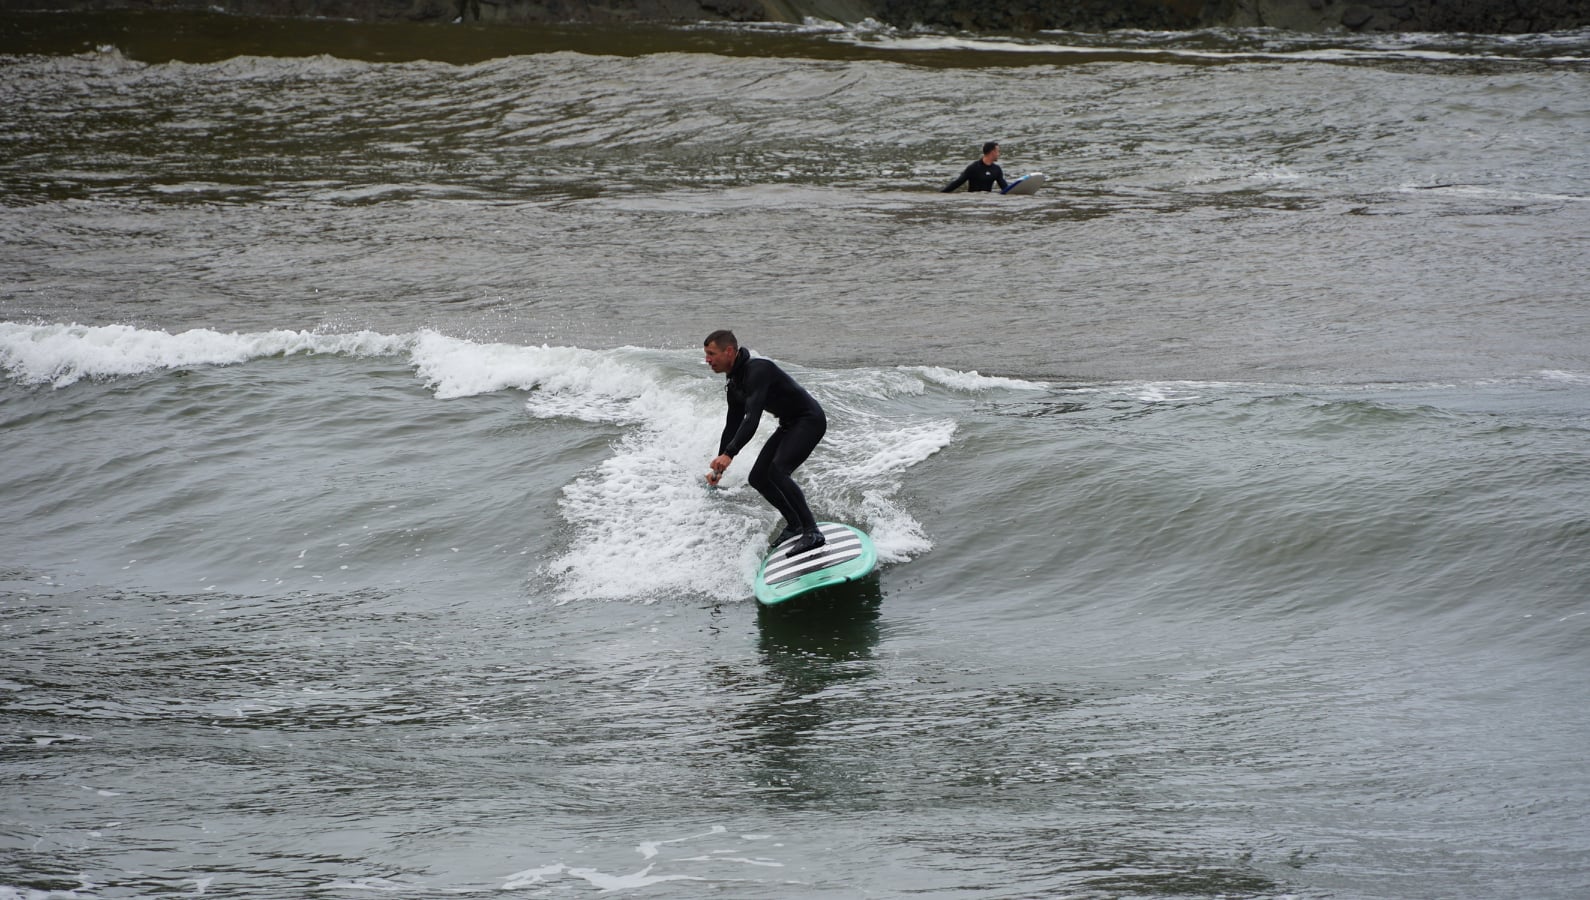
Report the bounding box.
[704,341,737,374]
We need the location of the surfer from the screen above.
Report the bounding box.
[703,330,828,558]
[941,141,1009,193]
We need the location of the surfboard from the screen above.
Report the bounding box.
[754,522,877,606]
[1002,173,1046,195]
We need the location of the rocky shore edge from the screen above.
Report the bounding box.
[3,0,1587,34]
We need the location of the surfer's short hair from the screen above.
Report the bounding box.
[704,329,738,349]
[982,141,1000,155]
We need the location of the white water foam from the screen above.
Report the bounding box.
[408,339,960,601]
[501,863,704,890]
[832,29,1585,64]
[1539,369,1590,385]
[408,333,755,601]
[502,825,790,891]
[0,322,409,388]
[906,365,1049,393]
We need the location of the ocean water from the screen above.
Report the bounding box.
[2,14,1589,899]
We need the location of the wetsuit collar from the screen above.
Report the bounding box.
[728,346,750,379]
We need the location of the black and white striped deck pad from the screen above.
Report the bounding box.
[763,522,864,585]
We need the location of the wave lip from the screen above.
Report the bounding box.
[0,322,411,388]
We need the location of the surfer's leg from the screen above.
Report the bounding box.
[748,430,801,529]
[767,415,826,554]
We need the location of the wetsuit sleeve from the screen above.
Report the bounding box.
[994,164,1008,191]
[941,162,976,193]
[718,387,744,457]
[721,364,771,458]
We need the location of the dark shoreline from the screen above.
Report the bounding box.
[2,0,1587,34]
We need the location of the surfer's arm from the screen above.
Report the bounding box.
[707,389,746,485]
[718,404,742,456]
[722,367,770,458]
[708,407,760,484]
[941,162,975,192]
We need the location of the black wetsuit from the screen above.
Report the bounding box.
[719,347,826,534]
[942,159,1008,193]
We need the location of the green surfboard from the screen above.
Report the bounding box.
[754,522,877,606]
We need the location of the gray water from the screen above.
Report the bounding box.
[3,14,1589,899]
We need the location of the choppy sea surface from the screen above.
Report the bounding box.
[3,13,1589,899]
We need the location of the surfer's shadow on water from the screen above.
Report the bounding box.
[701,577,889,803]
[755,574,884,662]
[709,578,885,716]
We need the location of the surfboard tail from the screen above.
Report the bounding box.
[754,522,877,605]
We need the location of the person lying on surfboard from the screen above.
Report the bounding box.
[941,140,1009,193]
[703,330,828,559]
